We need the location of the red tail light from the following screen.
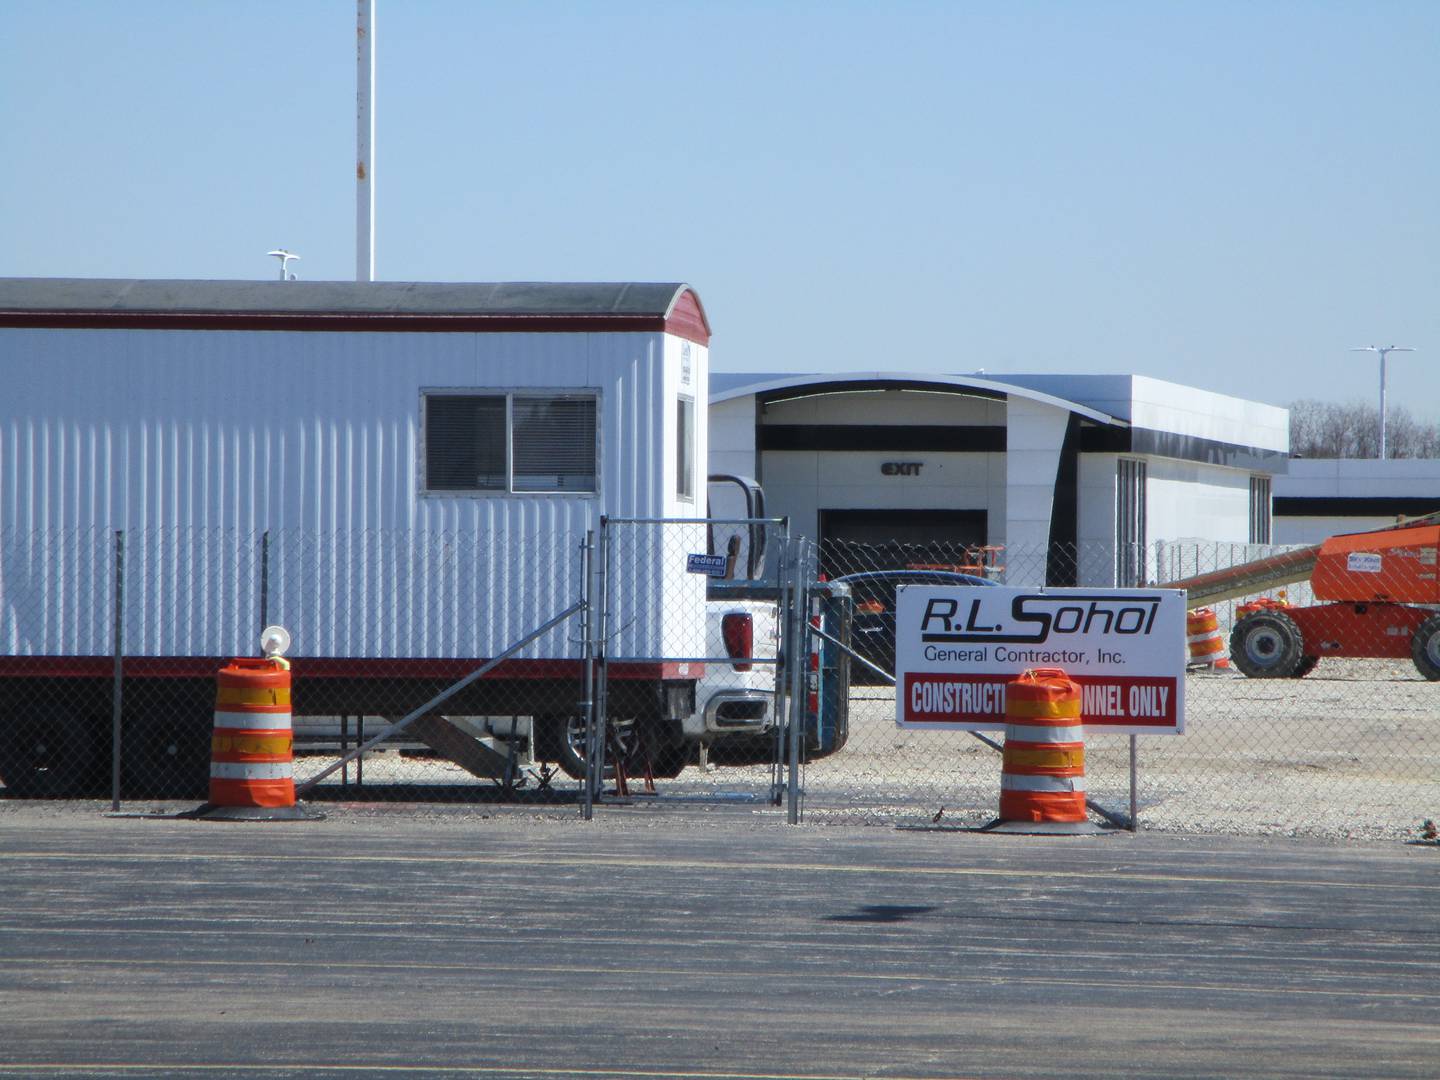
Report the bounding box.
[721,612,753,672]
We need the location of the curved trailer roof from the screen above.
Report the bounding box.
[0,278,712,344]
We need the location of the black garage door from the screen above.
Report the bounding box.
[818,509,989,579]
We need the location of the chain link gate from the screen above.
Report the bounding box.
[589,516,812,815]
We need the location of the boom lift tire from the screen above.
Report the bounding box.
[1230,611,1306,678]
[1410,615,1440,681]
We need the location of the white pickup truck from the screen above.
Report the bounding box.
[678,594,782,766]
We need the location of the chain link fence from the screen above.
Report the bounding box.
[3,526,1436,840]
[799,534,1439,838]
[0,526,591,804]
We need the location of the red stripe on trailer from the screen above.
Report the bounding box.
[0,656,704,681]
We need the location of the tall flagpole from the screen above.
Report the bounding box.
[356,0,376,282]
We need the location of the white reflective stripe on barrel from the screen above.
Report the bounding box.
[211,711,294,730]
[1004,723,1084,744]
[209,762,295,780]
[1000,773,1085,793]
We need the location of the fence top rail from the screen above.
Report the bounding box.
[602,655,780,665]
[604,517,788,527]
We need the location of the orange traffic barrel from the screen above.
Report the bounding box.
[996,668,1091,830]
[1186,608,1229,669]
[199,657,309,820]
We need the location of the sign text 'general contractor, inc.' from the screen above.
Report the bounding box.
[895,587,1187,734]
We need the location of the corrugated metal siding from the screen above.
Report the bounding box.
[0,326,704,660]
[597,335,711,662]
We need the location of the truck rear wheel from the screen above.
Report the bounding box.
[536,716,688,781]
[0,707,105,797]
[1410,615,1440,681]
[1230,612,1305,678]
[534,715,638,781]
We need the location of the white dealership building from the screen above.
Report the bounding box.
[708,371,1290,586]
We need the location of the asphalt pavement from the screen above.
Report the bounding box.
[1,800,1437,1079]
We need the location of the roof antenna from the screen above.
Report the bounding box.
[267,249,301,281]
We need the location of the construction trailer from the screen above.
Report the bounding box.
[0,278,715,793]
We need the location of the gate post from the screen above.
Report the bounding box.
[580,528,596,821]
[785,535,809,825]
[588,518,612,808]
[258,529,270,653]
[110,529,125,812]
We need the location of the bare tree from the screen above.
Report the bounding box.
[1289,400,1440,458]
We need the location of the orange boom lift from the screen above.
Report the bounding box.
[1171,514,1440,680]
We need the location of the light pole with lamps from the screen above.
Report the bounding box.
[1350,345,1417,459]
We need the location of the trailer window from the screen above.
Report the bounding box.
[424,392,597,494]
[514,396,597,492]
[426,395,507,491]
[677,396,695,501]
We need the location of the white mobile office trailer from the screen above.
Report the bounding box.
[0,278,712,791]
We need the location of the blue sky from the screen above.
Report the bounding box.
[3,2,1437,416]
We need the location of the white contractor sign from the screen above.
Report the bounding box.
[895,586,1186,734]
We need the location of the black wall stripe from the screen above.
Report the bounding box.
[760,421,1285,468]
[1078,425,1287,470]
[759,425,1006,453]
[1274,496,1440,517]
[1046,414,1082,586]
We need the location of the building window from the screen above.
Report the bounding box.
[1250,476,1272,544]
[1116,459,1147,586]
[676,395,695,501]
[424,391,598,494]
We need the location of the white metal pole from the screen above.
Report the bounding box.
[1353,346,1416,460]
[1379,348,1388,460]
[356,0,376,282]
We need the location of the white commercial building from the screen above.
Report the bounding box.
[1275,459,1440,544]
[709,372,1289,586]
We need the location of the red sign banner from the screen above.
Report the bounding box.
[903,672,1180,730]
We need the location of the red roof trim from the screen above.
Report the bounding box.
[0,298,711,345]
[0,311,698,336]
[664,288,711,347]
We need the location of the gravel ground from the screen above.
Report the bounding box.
[16,658,1432,844]
[268,658,1440,844]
